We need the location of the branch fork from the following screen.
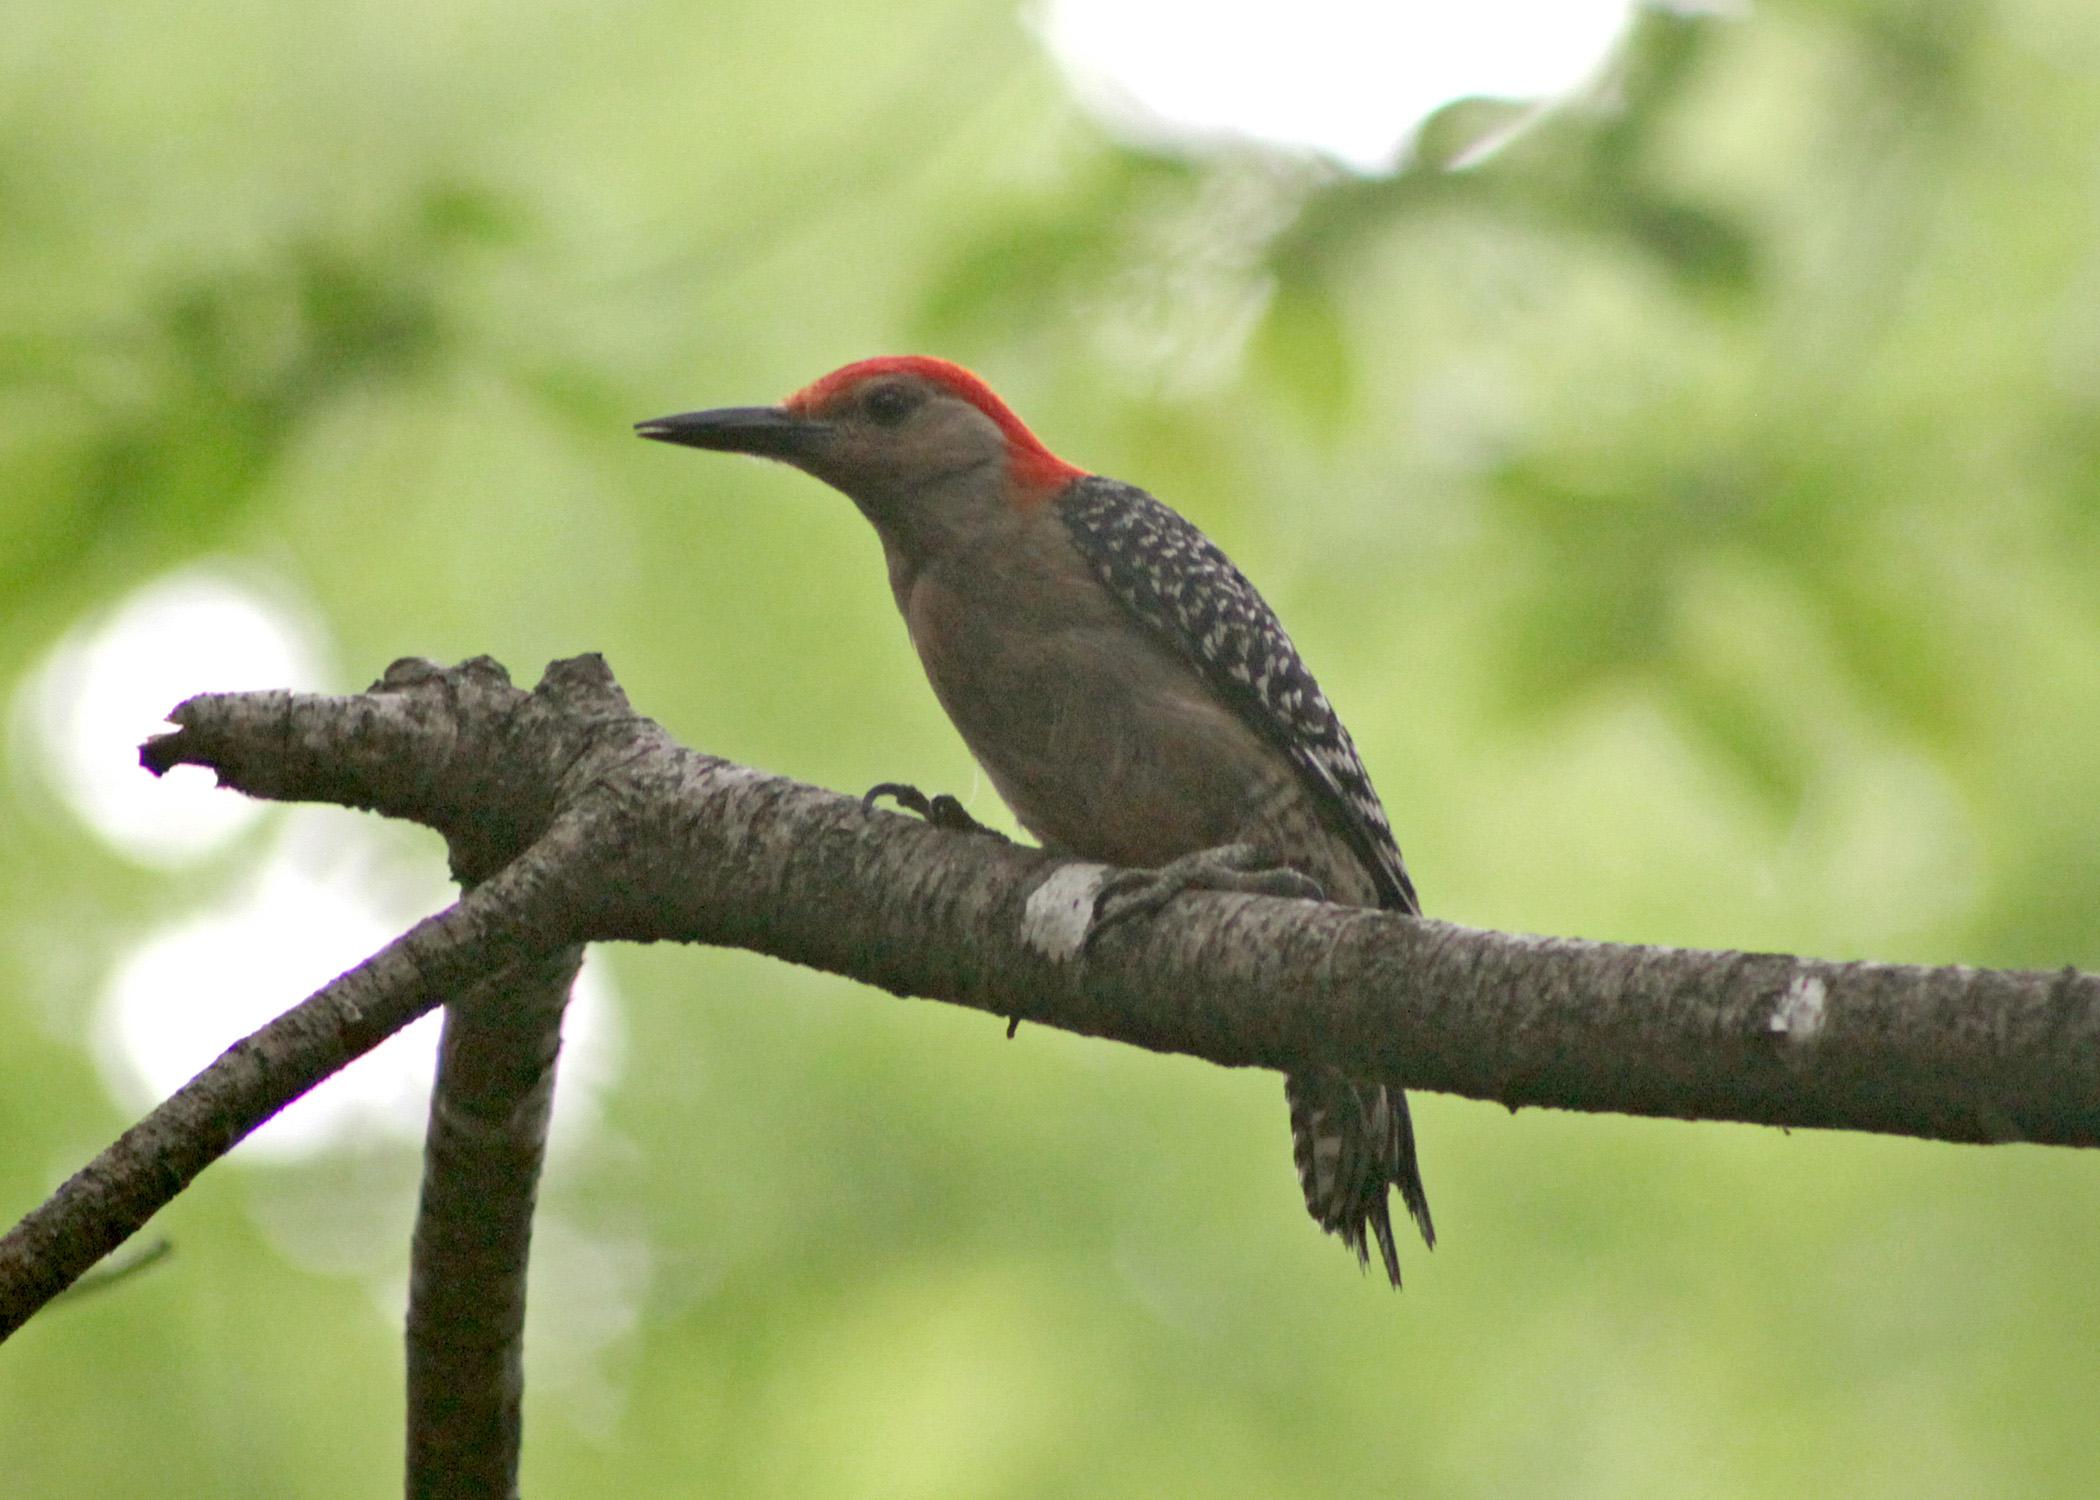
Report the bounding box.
[4,652,2093,1493]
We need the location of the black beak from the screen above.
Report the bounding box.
[634,405,827,459]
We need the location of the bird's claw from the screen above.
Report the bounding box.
[1087,843,1324,948]
[863,781,934,817]
[862,782,1009,840]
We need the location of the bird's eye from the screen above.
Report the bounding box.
[863,384,919,426]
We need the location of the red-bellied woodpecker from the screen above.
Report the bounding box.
[637,356,1434,1285]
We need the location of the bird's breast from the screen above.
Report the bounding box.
[896,551,1354,883]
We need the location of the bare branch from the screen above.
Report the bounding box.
[131,654,2100,1153]
[405,947,581,1500]
[0,870,568,1340]
[134,655,606,1493]
[6,652,2096,1348]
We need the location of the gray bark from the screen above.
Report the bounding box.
[0,652,2091,1482]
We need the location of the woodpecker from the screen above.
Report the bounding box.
[637,357,1433,1284]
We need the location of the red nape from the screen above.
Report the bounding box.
[785,356,1087,497]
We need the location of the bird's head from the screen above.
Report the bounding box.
[637,357,1086,555]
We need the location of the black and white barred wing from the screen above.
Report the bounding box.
[1056,477,1419,914]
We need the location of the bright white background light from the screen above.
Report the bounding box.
[23,567,329,867]
[93,836,624,1162]
[17,565,625,1161]
[1041,0,1638,171]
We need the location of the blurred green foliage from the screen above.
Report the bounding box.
[3,0,2099,1495]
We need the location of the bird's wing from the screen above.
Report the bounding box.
[1056,476,1419,914]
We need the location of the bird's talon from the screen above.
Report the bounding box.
[863,781,933,817]
[1086,843,1324,949]
[1241,867,1325,902]
[1085,870,1174,946]
[925,793,1001,837]
[863,782,1007,839]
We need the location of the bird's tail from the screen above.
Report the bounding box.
[1285,1071,1434,1288]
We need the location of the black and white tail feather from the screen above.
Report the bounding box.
[1058,476,1435,1286]
[1287,1073,1434,1285]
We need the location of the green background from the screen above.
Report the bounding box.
[4,1,2098,1494]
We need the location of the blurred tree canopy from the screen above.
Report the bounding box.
[3,1,2097,1495]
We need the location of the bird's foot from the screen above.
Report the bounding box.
[867,782,1021,1034]
[1088,843,1324,947]
[862,782,1010,840]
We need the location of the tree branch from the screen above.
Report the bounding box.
[405,946,580,1500]
[5,652,2095,1347]
[0,870,569,1341]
